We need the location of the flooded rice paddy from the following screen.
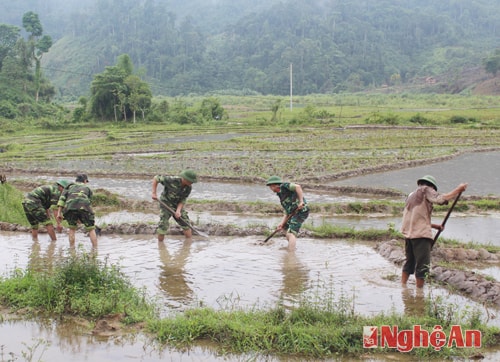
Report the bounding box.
[330,151,500,196]
[1,231,498,361]
[1,151,499,361]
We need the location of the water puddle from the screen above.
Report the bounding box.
[0,320,232,362]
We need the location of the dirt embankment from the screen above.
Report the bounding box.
[377,240,500,307]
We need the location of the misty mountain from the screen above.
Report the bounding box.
[1,0,498,98]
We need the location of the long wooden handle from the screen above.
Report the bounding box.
[263,208,299,243]
[432,192,462,248]
[157,199,208,238]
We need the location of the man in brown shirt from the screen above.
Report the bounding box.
[401,175,467,288]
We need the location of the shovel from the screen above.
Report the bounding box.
[431,192,462,249]
[157,199,209,238]
[261,208,299,244]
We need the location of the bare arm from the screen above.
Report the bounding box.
[295,184,305,210]
[431,223,444,230]
[174,202,184,219]
[152,177,159,200]
[277,213,288,230]
[56,206,63,221]
[441,183,468,201]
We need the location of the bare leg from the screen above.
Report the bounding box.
[183,229,193,239]
[286,232,297,251]
[402,271,410,286]
[416,277,425,288]
[89,229,98,248]
[31,229,39,242]
[68,228,76,247]
[46,224,57,241]
[158,234,165,242]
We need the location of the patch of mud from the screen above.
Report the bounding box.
[95,222,314,239]
[91,313,145,337]
[0,220,311,239]
[377,240,500,306]
[4,147,499,192]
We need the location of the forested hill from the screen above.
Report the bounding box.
[1,0,499,98]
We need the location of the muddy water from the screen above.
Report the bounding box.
[0,232,412,314]
[1,229,500,361]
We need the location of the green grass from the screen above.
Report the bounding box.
[0,250,156,323]
[305,223,400,241]
[0,183,28,225]
[472,199,500,211]
[147,288,500,359]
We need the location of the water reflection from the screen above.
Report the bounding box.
[157,240,194,308]
[280,252,309,303]
[28,240,57,273]
[0,320,232,362]
[401,287,426,317]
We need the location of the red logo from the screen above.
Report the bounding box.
[363,325,481,352]
[363,326,378,348]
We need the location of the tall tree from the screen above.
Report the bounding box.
[22,11,52,102]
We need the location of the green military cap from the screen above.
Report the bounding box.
[266,176,282,185]
[418,175,438,191]
[180,169,198,183]
[56,180,69,188]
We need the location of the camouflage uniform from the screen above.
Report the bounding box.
[22,184,61,228]
[276,182,309,235]
[155,175,192,234]
[57,182,95,231]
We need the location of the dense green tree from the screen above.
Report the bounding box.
[6,0,498,97]
[0,24,19,70]
[125,75,152,123]
[483,49,500,77]
[0,12,57,118]
[199,97,226,121]
[88,54,152,122]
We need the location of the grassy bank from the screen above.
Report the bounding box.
[0,251,498,359]
[0,183,27,225]
[0,251,155,323]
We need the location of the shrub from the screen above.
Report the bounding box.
[0,100,18,119]
[409,113,432,125]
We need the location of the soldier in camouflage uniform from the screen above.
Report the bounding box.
[151,169,198,241]
[56,174,97,248]
[22,180,69,241]
[266,176,309,251]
